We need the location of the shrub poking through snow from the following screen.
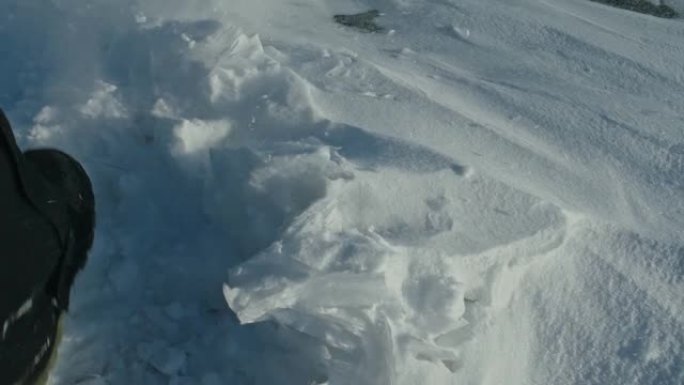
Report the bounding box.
[590,0,677,18]
[333,10,384,32]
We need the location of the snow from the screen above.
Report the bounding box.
[2,0,683,384]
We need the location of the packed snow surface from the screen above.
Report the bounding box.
[2,0,683,384]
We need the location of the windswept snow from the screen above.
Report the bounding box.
[1,0,683,384]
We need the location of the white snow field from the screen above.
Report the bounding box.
[2,0,683,384]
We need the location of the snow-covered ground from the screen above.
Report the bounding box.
[2,0,683,384]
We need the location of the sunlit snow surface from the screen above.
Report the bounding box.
[2,0,683,384]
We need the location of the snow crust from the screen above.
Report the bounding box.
[1,0,682,384]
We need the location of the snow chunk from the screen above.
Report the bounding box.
[151,98,176,118]
[79,81,127,119]
[173,119,231,154]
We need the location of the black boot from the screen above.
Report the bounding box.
[0,110,95,384]
[24,149,96,311]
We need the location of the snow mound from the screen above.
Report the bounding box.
[1,0,682,384]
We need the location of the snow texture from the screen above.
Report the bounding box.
[1,0,683,384]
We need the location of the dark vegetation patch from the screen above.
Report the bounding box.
[590,0,677,18]
[333,10,383,33]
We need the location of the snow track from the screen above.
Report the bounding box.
[1,0,682,384]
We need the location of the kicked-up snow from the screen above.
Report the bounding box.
[1,0,683,384]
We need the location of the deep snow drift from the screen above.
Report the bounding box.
[1,0,683,384]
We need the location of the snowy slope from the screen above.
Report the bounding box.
[1,0,683,384]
